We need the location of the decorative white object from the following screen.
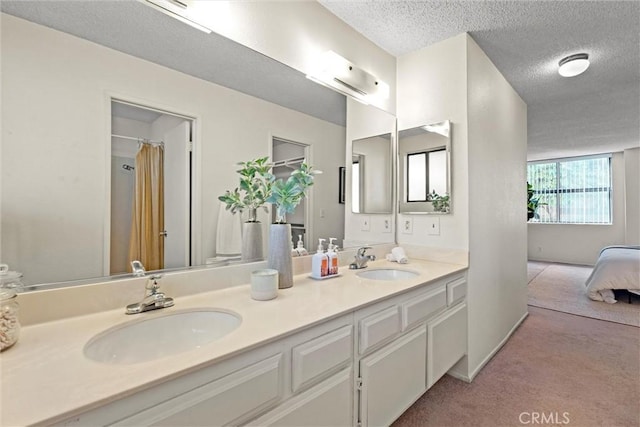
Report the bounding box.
[391,247,409,264]
[267,224,293,289]
[250,269,279,301]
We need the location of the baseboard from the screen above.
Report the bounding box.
[467,311,529,381]
[447,367,471,383]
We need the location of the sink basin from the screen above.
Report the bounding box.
[356,268,419,281]
[84,308,242,364]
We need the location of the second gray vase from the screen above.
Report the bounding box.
[267,223,293,289]
[242,222,264,262]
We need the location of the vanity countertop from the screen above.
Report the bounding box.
[1,258,467,426]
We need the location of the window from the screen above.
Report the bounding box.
[527,154,612,224]
[407,149,447,202]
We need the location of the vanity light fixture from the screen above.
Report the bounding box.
[558,53,590,77]
[143,0,212,34]
[306,51,389,105]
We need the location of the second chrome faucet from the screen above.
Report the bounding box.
[349,247,376,270]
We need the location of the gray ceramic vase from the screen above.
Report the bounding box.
[241,222,263,262]
[267,223,293,289]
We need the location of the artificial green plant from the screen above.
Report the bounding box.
[267,162,318,224]
[218,156,274,222]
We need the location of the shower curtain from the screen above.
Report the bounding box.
[128,143,164,271]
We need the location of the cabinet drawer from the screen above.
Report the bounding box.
[359,306,401,355]
[248,369,352,427]
[112,354,283,427]
[291,325,353,393]
[401,285,447,330]
[447,277,467,306]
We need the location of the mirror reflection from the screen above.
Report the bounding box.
[398,121,451,214]
[351,133,394,214]
[1,7,352,288]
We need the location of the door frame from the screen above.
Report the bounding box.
[103,93,201,276]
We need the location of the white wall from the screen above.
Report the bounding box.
[465,35,528,378]
[527,152,628,265]
[1,14,345,285]
[396,33,528,380]
[624,147,640,245]
[206,1,397,114]
[396,34,469,251]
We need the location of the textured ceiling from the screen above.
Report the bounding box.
[2,1,638,160]
[319,0,640,160]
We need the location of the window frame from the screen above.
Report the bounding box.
[527,154,612,225]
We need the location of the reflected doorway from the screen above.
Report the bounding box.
[110,100,194,274]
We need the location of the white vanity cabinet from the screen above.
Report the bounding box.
[354,274,468,427]
[358,324,427,427]
[53,272,467,427]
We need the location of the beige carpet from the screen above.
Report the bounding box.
[527,262,640,327]
[394,306,640,427]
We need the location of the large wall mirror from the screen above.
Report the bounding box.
[398,121,452,214]
[0,3,372,289]
[351,133,393,214]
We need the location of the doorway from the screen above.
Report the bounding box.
[271,137,310,249]
[110,100,194,274]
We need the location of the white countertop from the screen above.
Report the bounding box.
[1,259,466,426]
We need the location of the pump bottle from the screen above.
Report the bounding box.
[311,239,329,279]
[327,238,339,275]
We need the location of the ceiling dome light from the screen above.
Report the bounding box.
[558,53,590,77]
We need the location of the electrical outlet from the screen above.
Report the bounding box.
[382,217,392,233]
[427,217,440,236]
[360,215,371,231]
[402,217,413,234]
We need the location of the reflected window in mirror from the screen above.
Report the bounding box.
[406,149,447,202]
[399,121,451,214]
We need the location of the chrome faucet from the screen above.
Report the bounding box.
[349,246,376,269]
[126,261,174,314]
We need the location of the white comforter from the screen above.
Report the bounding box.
[585,246,640,304]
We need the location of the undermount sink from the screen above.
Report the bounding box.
[356,268,419,281]
[84,308,242,365]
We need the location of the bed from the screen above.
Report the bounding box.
[585,246,640,304]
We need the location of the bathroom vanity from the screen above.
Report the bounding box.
[1,257,467,426]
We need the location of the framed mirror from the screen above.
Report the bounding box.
[351,132,394,214]
[398,120,451,214]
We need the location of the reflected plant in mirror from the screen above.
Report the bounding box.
[267,162,319,224]
[218,157,274,223]
[398,121,452,214]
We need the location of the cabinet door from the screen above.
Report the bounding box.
[247,369,352,427]
[112,354,282,427]
[427,302,467,389]
[359,325,427,427]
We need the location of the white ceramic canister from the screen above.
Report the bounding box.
[250,269,279,301]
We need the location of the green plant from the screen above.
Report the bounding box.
[428,191,450,213]
[218,157,274,222]
[527,181,545,220]
[267,162,318,224]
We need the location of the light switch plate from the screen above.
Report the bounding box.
[382,217,392,233]
[427,217,440,236]
[402,217,413,234]
[360,215,371,231]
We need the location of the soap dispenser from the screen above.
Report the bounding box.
[295,235,309,256]
[311,239,329,279]
[327,238,339,275]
